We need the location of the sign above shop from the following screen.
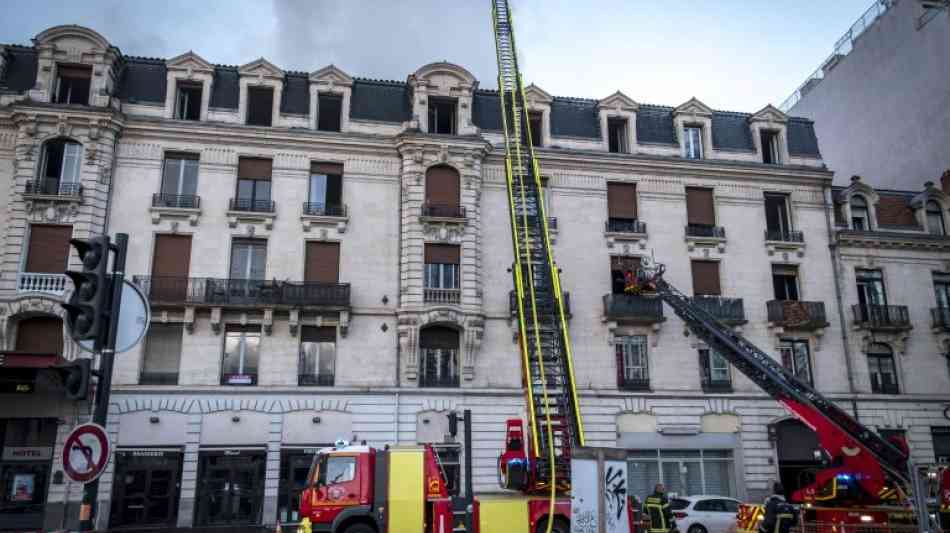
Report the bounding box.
[2,446,53,462]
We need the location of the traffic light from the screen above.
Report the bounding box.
[55,358,91,400]
[448,411,459,438]
[62,236,111,349]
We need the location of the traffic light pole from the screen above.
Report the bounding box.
[78,233,127,532]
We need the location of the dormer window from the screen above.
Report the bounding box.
[761,130,780,164]
[317,93,342,132]
[927,200,946,235]
[175,82,202,121]
[247,86,274,126]
[428,97,457,135]
[851,196,869,230]
[527,111,543,147]
[54,65,91,105]
[684,126,703,160]
[608,118,628,153]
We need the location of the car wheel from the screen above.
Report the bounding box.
[343,522,376,533]
[688,524,708,533]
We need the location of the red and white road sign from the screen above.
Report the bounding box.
[62,423,110,483]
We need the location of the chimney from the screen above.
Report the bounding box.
[942,169,950,195]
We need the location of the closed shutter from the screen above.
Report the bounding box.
[151,235,192,301]
[691,260,721,296]
[238,158,272,180]
[301,326,336,342]
[419,326,459,349]
[305,242,340,283]
[686,187,715,225]
[610,256,641,272]
[25,225,72,273]
[426,165,460,207]
[424,244,460,265]
[15,317,64,354]
[607,182,637,218]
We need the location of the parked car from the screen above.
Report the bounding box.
[670,495,742,533]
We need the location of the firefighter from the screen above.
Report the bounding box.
[759,483,797,533]
[644,483,677,533]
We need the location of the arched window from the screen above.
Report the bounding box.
[423,165,462,218]
[36,139,82,195]
[867,343,898,394]
[926,200,945,236]
[418,326,459,388]
[850,195,869,230]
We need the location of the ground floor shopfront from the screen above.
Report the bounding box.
[32,388,950,530]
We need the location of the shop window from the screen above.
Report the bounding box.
[627,449,735,501]
[932,427,950,463]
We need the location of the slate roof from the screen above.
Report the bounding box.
[472,90,502,131]
[0,46,37,92]
[787,117,821,157]
[349,79,411,122]
[210,66,239,109]
[636,105,677,145]
[280,72,309,115]
[117,57,166,104]
[550,98,599,139]
[711,112,754,151]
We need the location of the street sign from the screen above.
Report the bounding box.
[62,423,110,483]
[78,280,150,354]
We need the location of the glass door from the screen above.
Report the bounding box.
[195,451,265,526]
[109,450,182,528]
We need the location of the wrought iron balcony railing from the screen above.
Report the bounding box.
[603,293,665,323]
[24,179,82,197]
[229,197,275,213]
[701,376,733,393]
[298,374,335,386]
[422,203,466,219]
[870,376,899,395]
[617,376,651,392]
[424,287,461,304]
[764,229,805,243]
[932,307,950,330]
[767,300,829,330]
[852,304,911,330]
[139,372,180,385]
[132,276,350,308]
[302,202,347,217]
[419,374,460,388]
[690,296,746,324]
[685,224,726,238]
[509,290,571,318]
[16,273,69,296]
[606,218,647,234]
[152,193,200,209]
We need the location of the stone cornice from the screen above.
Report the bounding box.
[837,229,950,251]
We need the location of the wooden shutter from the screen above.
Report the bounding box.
[610,256,641,272]
[691,260,721,296]
[151,235,192,301]
[238,158,272,180]
[426,165,460,207]
[607,183,637,218]
[15,317,64,354]
[424,244,460,265]
[686,187,715,225]
[419,326,459,349]
[25,225,72,273]
[305,242,341,283]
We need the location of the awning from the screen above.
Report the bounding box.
[0,351,65,369]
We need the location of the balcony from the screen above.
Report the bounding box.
[852,304,911,331]
[701,376,733,393]
[16,273,69,296]
[229,198,275,213]
[419,374,460,388]
[303,202,347,217]
[604,218,648,250]
[870,376,899,395]
[425,287,461,305]
[132,276,351,309]
[139,372,179,385]
[300,202,349,233]
[764,229,806,257]
[617,375,651,392]
[509,290,571,318]
[603,293,665,324]
[690,296,746,325]
[685,224,726,252]
[932,307,950,331]
[298,374,335,386]
[153,193,200,209]
[421,203,466,220]
[767,300,829,331]
[24,179,82,198]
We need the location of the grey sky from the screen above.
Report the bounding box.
[1,0,872,111]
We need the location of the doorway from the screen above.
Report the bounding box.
[773,419,820,498]
[195,450,266,526]
[109,449,182,528]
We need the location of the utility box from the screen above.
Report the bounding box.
[571,447,631,533]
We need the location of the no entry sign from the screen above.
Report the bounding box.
[62,423,111,483]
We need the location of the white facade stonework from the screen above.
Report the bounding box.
[1,24,950,531]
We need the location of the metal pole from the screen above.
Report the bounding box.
[912,460,935,533]
[464,409,474,532]
[78,233,127,532]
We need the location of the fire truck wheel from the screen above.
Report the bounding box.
[687,525,708,533]
[535,517,570,533]
[342,523,375,533]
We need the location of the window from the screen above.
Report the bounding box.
[424,165,462,217]
[690,260,721,296]
[14,317,64,355]
[878,428,906,446]
[760,130,780,164]
[299,326,336,386]
[222,325,261,385]
[685,187,717,234]
[424,245,460,304]
[927,200,945,235]
[38,139,82,195]
[934,273,950,309]
[683,126,703,159]
[932,427,950,463]
[850,196,869,230]
[141,324,183,385]
[24,225,71,274]
[856,269,887,320]
[246,86,274,126]
[606,182,639,232]
[304,241,341,284]
[419,326,460,387]
[764,193,793,240]
[700,348,730,389]
[175,82,202,121]
[527,111,543,147]
[316,456,357,486]
[230,239,267,280]
[159,153,199,208]
[610,256,641,295]
[616,335,649,389]
[235,158,272,211]
[608,118,628,153]
[149,234,192,301]
[317,93,342,132]
[867,343,898,394]
[306,163,343,216]
[779,339,812,385]
[428,97,457,134]
[627,449,735,501]
[772,265,800,301]
[53,64,91,105]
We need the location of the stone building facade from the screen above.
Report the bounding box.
[1,24,950,530]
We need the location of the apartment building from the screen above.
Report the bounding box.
[2,24,950,531]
